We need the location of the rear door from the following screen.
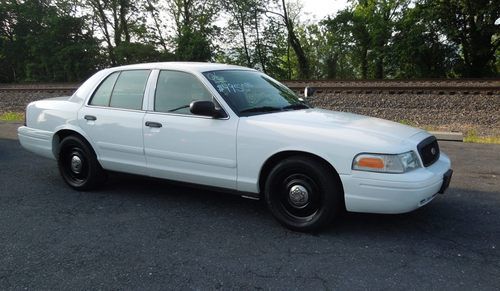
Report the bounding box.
[78,70,151,175]
[143,70,238,189]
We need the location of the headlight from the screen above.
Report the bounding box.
[352,151,421,173]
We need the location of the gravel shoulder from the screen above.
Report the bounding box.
[310,92,500,137]
[1,83,499,137]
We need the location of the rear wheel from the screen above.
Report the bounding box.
[264,156,342,232]
[58,135,104,190]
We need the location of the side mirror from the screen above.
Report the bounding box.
[304,86,316,98]
[190,100,226,118]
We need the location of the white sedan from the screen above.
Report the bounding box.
[18,62,453,231]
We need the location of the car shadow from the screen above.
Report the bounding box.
[4,136,498,239]
[98,171,485,237]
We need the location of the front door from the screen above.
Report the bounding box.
[143,70,238,189]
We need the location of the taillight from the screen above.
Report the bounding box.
[24,106,27,126]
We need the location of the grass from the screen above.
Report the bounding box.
[0,111,24,122]
[398,119,416,126]
[398,120,500,144]
[398,119,436,131]
[464,130,500,144]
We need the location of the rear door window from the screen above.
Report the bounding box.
[89,70,150,110]
[109,70,151,110]
[89,72,119,107]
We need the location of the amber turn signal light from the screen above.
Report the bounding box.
[357,157,385,169]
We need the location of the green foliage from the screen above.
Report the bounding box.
[389,2,457,78]
[114,42,174,65]
[320,10,358,79]
[318,0,498,79]
[431,0,499,77]
[0,0,102,82]
[0,0,498,82]
[398,119,416,126]
[175,29,212,61]
[464,130,500,144]
[170,0,219,62]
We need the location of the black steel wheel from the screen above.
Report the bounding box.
[265,156,342,232]
[58,135,104,190]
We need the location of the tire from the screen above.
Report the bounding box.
[57,135,105,190]
[264,156,342,232]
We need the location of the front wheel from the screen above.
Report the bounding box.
[264,156,343,232]
[57,135,104,190]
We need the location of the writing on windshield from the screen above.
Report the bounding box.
[203,70,307,116]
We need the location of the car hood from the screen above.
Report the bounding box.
[242,108,425,150]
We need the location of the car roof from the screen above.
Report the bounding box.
[106,62,256,74]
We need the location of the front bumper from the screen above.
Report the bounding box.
[340,153,452,214]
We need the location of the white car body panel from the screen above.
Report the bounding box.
[342,152,450,213]
[18,62,452,215]
[17,126,54,159]
[143,112,238,189]
[236,109,425,192]
[78,106,148,176]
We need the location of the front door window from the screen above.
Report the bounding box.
[154,71,212,115]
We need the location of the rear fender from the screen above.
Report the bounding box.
[52,125,99,159]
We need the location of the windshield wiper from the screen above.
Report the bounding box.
[240,106,283,114]
[282,103,309,110]
[169,104,190,112]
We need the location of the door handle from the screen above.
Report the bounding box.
[145,121,162,128]
[84,115,97,121]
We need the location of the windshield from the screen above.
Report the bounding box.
[202,70,309,116]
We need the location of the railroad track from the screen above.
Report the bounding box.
[283,79,500,95]
[0,87,78,92]
[1,79,499,95]
[285,86,499,95]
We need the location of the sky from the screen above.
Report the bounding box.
[301,0,349,21]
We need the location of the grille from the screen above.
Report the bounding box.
[417,136,440,167]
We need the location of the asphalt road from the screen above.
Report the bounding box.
[1,122,499,289]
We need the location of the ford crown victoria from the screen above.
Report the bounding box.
[18,62,453,231]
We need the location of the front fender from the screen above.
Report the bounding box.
[237,143,341,194]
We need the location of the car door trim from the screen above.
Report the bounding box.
[96,141,144,155]
[148,69,231,120]
[145,148,237,168]
[144,110,228,120]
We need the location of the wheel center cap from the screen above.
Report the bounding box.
[71,155,82,174]
[289,185,309,207]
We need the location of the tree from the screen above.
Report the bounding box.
[144,0,169,53]
[355,0,409,79]
[432,0,499,77]
[169,0,219,61]
[86,0,130,64]
[1,0,499,82]
[321,10,358,79]
[0,0,19,82]
[390,2,457,78]
[254,15,289,79]
[85,0,168,65]
[262,0,310,79]
[0,0,101,82]
[222,0,256,67]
